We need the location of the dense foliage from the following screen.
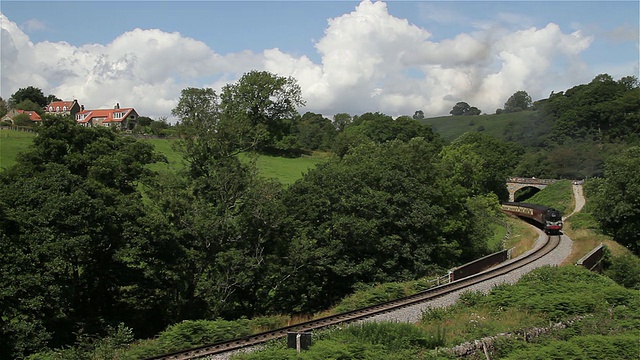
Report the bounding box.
[2,72,638,358]
[588,146,640,254]
[0,120,165,358]
[515,74,639,179]
[277,138,498,312]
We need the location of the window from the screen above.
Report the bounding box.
[63,106,67,111]
[49,106,53,111]
[56,106,60,112]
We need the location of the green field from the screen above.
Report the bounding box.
[1,111,536,181]
[0,129,36,170]
[252,153,329,185]
[0,131,326,184]
[140,138,328,185]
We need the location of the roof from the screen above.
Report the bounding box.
[76,107,137,124]
[46,100,77,112]
[16,109,42,121]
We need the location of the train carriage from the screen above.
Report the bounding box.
[501,202,563,235]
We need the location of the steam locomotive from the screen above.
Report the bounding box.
[501,202,563,235]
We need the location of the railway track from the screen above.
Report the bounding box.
[146,234,561,360]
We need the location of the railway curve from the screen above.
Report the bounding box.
[145,231,571,360]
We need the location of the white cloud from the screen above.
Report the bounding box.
[1,1,598,120]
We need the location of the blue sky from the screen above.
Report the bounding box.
[2,1,638,119]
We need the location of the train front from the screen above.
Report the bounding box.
[544,208,563,234]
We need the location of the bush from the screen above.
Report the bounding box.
[484,266,631,320]
[236,323,445,360]
[503,333,640,360]
[333,283,408,313]
[155,319,252,352]
[28,323,134,360]
[605,253,640,289]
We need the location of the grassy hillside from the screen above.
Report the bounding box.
[252,153,329,185]
[140,138,327,185]
[419,111,541,142]
[0,129,35,170]
[0,131,326,184]
[526,180,574,215]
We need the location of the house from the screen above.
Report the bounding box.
[76,103,138,130]
[1,109,42,124]
[45,99,81,118]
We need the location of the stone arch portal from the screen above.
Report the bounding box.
[506,178,557,202]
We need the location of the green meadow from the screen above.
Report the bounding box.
[0,131,326,184]
[139,138,328,185]
[0,129,36,170]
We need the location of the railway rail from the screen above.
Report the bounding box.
[146,234,562,360]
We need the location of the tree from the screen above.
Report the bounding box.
[450,102,470,116]
[45,94,62,104]
[0,119,167,358]
[149,117,170,136]
[276,138,490,313]
[332,112,442,158]
[296,112,336,151]
[618,75,639,90]
[504,90,532,113]
[0,97,8,118]
[11,112,32,126]
[590,147,640,255]
[466,106,481,116]
[14,99,43,114]
[220,70,305,153]
[9,86,48,108]
[137,116,154,127]
[450,102,481,116]
[413,110,425,120]
[169,86,289,319]
[333,113,352,132]
[446,132,523,200]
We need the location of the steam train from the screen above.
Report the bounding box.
[501,202,563,235]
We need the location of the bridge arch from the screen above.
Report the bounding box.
[506,178,557,202]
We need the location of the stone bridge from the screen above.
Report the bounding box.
[506,177,557,202]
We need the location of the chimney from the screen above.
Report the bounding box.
[81,105,85,111]
[115,102,120,109]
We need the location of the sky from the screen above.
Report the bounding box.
[1,1,638,121]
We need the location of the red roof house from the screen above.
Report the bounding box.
[45,100,81,117]
[1,109,42,124]
[75,103,138,130]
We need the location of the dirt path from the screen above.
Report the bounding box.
[564,184,585,220]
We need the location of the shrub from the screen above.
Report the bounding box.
[457,290,486,307]
[333,283,408,313]
[155,319,252,352]
[502,333,640,360]
[605,253,640,289]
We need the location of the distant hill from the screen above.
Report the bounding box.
[417,111,544,145]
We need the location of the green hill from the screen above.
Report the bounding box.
[0,130,326,185]
[418,110,544,143]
